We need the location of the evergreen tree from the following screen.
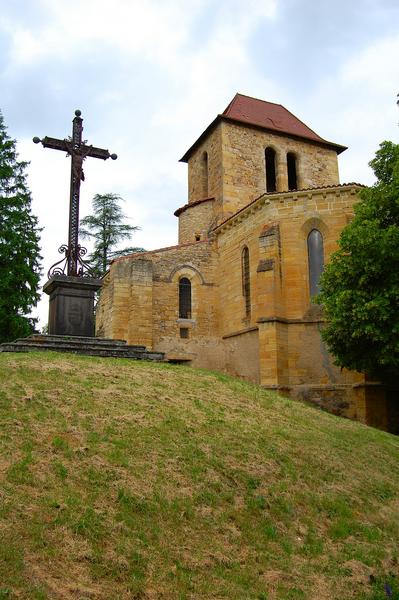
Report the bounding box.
[0,111,42,342]
[80,193,143,277]
[318,141,399,383]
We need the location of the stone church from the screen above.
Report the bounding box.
[96,93,393,430]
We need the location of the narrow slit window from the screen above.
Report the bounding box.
[307,229,324,299]
[287,152,297,190]
[242,246,251,317]
[179,277,192,319]
[265,147,277,192]
[201,151,209,198]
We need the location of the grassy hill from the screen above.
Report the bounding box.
[0,352,399,600]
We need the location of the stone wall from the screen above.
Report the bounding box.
[214,184,364,411]
[176,198,216,244]
[353,384,399,434]
[95,274,111,338]
[182,120,341,245]
[187,125,223,205]
[96,257,153,348]
[222,327,260,383]
[219,121,341,220]
[96,241,224,370]
[215,185,358,323]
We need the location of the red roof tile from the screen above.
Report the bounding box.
[180,93,346,162]
[223,94,325,143]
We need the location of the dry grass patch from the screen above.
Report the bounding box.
[0,351,399,599]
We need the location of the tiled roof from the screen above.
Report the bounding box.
[223,94,327,144]
[180,93,347,162]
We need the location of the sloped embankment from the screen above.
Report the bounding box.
[0,352,398,600]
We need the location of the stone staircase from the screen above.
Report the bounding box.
[0,334,165,361]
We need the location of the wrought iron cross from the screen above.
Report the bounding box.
[33,109,117,277]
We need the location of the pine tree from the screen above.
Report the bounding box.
[80,193,142,277]
[0,111,42,342]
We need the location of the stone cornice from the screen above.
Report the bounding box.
[174,196,215,217]
[257,316,326,325]
[179,114,347,163]
[213,183,365,234]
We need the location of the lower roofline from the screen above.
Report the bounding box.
[212,182,366,233]
[110,239,210,265]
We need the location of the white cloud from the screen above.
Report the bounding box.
[341,34,399,91]
[7,0,204,66]
[3,0,397,329]
[9,29,43,64]
[305,34,399,186]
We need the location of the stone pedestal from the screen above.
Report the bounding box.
[43,275,102,337]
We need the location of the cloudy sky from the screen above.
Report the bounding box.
[1,0,398,327]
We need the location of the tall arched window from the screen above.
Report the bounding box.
[201,151,209,198]
[241,246,251,317]
[179,277,192,318]
[307,229,324,299]
[287,152,297,190]
[265,147,277,192]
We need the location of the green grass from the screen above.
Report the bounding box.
[0,351,399,599]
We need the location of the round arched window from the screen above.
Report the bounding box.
[307,229,324,299]
[241,246,251,316]
[265,147,277,192]
[179,277,192,318]
[287,152,298,190]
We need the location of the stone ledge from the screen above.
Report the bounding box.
[222,326,258,339]
[43,275,103,295]
[257,317,326,325]
[261,383,355,391]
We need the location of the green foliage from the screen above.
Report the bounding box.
[318,141,399,383]
[80,193,143,277]
[0,110,42,342]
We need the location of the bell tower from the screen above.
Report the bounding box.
[175,93,346,244]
